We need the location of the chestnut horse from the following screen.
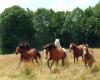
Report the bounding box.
[44,39,67,59]
[43,43,66,71]
[83,44,95,67]
[15,42,41,69]
[69,43,84,63]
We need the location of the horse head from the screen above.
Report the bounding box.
[20,42,30,51]
[15,44,26,55]
[55,39,61,48]
[69,43,76,52]
[83,44,89,55]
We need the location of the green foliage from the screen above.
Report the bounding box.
[0,5,36,53]
[0,1,100,54]
[33,8,55,48]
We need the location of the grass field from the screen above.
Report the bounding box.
[0,48,100,80]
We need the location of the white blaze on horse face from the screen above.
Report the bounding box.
[55,39,61,48]
[70,44,72,49]
[83,46,86,54]
[62,48,66,52]
[44,49,46,53]
[15,47,20,54]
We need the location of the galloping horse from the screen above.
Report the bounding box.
[83,44,95,67]
[69,43,84,63]
[15,42,41,69]
[44,39,67,59]
[43,43,66,71]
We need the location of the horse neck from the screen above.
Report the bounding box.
[20,50,28,55]
[72,45,78,51]
[84,51,90,59]
[48,47,57,54]
[86,48,90,55]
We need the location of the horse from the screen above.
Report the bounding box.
[44,39,67,59]
[15,42,41,69]
[69,43,85,63]
[83,44,95,67]
[55,39,62,48]
[43,43,66,71]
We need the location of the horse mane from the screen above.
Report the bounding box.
[43,43,57,51]
[71,43,77,48]
[19,42,30,51]
[18,45,26,50]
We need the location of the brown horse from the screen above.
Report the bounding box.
[15,42,41,69]
[69,43,84,63]
[43,43,66,71]
[83,44,95,67]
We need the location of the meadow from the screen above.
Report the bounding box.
[0,48,100,80]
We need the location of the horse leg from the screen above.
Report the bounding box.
[74,56,76,63]
[56,60,59,66]
[47,58,54,71]
[76,57,78,62]
[46,52,48,59]
[89,61,92,68]
[47,58,51,70]
[35,57,38,63]
[62,58,65,66]
[82,55,83,60]
[85,61,88,68]
[31,58,34,65]
[50,60,54,71]
[16,59,22,70]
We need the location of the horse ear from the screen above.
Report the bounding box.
[71,42,74,45]
[86,44,88,48]
[70,43,72,44]
[43,44,47,49]
[84,43,88,48]
[43,46,45,49]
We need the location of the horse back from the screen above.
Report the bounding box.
[73,45,84,57]
[27,48,37,57]
[50,48,64,60]
[84,50,95,63]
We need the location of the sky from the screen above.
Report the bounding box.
[0,0,99,13]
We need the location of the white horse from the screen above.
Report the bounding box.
[55,39,67,55]
[55,39,61,48]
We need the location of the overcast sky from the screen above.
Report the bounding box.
[0,0,99,13]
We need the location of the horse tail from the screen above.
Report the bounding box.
[89,49,95,62]
[62,48,67,59]
[36,51,41,59]
[91,54,95,62]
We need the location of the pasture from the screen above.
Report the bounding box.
[0,48,100,80]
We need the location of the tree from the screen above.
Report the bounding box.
[33,8,55,48]
[70,8,85,44]
[83,7,100,46]
[0,5,35,53]
[51,11,66,46]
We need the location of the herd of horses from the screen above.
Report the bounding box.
[15,42,95,71]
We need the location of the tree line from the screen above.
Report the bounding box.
[0,2,100,54]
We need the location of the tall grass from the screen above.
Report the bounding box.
[0,49,100,80]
